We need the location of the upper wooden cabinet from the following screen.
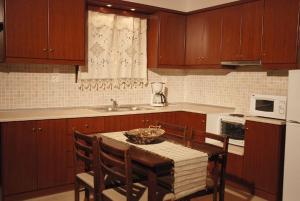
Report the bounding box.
[185,10,222,66]
[147,12,186,68]
[5,0,85,65]
[262,0,300,68]
[221,0,263,61]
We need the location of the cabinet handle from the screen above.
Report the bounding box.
[145,120,149,123]
[245,128,249,130]
[38,128,43,131]
[32,128,36,132]
[202,120,205,123]
[141,120,145,123]
[49,48,54,52]
[43,48,48,52]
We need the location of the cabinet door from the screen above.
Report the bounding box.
[36,120,68,189]
[240,1,263,61]
[262,0,299,65]
[48,0,85,61]
[186,10,222,65]
[104,114,145,132]
[1,122,37,195]
[243,121,285,197]
[158,12,186,66]
[186,13,205,65]
[221,5,242,61]
[5,0,48,59]
[186,112,206,143]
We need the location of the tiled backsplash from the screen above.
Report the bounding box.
[0,64,288,113]
[184,70,288,113]
[0,64,185,109]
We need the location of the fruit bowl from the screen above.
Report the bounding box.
[124,127,165,144]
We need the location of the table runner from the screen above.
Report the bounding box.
[101,132,208,199]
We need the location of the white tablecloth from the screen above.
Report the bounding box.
[100,132,208,199]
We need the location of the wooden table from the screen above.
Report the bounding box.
[94,133,226,201]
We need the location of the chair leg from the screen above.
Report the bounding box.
[84,188,90,201]
[74,180,80,201]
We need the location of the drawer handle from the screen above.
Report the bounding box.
[38,128,43,131]
[49,48,54,52]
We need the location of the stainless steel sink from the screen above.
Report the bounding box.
[90,105,154,112]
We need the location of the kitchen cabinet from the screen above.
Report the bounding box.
[221,0,263,61]
[183,112,206,143]
[226,153,243,179]
[1,119,68,195]
[186,10,222,66]
[5,0,85,65]
[66,117,104,183]
[262,0,300,69]
[147,12,186,68]
[243,121,285,201]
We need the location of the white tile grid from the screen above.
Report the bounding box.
[184,71,288,114]
[0,64,184,109]
[0,64,288,113]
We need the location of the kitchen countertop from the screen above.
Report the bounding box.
[0,103,286,125]
[0,103,235,122]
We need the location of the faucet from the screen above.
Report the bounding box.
[110,98,118,110]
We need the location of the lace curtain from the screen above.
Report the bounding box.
[79,11,148,90]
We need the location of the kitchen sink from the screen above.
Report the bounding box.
[90,105,154,112]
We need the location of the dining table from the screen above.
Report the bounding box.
[92,131,227,201]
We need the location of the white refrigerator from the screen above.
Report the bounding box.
[283,70,300,201]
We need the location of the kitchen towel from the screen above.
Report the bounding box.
[79,11,147,90]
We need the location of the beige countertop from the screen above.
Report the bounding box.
[0,103,286,125]
[0,103,235,122]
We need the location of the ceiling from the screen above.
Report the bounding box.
[122,0,239,12]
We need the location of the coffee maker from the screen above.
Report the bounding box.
[150,82,166,107]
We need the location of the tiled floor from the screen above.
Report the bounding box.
[24,186,267,201]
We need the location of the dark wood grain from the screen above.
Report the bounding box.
[36,120,68,189]
[226,153,244,179]
[186,10,222,65]
[240,0,263,61]
[49,0,85,61]
[262,0,300,66]
[1,121,37,195]
[158,12,186,66]
[5,0,48,59]
[220,5,242,61]
[243,121,285,201]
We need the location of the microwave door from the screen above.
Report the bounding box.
[255,99,274,112]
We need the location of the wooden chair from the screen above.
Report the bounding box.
[97,137,148,201]
[155,121,188,145]
[187,130,229,201]
[73,130,99,201]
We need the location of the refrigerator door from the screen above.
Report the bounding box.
[287,70,300,122]
[283,122,300,201]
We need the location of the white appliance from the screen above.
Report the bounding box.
[206,113,245,155]
[249,94,287,120]
[283,70,300,201]
[150,82,166,107]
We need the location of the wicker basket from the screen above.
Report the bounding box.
[124,127,165,144]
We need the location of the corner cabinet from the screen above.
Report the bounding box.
[147,12,186,68]
[185,10,222,67]
[262,0,300,69]
[5,0,85,65]
[243,121,285,201]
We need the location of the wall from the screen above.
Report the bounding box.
[0,64,288,114]
[0,64,184,110]
[184,70,288,114]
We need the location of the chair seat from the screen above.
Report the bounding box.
[102,182,148,201]
[76,172,94,188]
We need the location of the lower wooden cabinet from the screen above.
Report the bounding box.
[243,121,285,201]
[1,119,68,195]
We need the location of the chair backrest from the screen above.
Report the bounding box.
[73,130,98,174]
[155,121,188,145]
[98,137,133,201]
[189,130,229,152]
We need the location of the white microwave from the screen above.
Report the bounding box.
[249,94,287,120]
